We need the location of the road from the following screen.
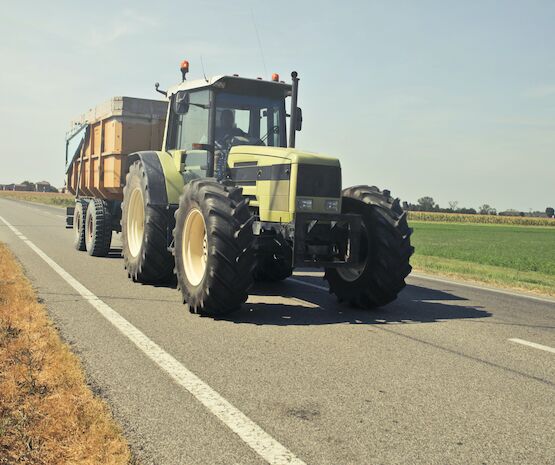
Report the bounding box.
[0,198,554,465]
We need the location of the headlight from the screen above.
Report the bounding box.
[325,199,340,212]
[297,198,313,210]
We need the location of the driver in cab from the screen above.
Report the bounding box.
[216,109,247,146]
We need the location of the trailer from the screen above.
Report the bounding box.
[65,97,167,255]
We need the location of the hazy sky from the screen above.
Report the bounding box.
[1,0,553,211]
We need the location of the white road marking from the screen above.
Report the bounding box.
[0,215,306,465]
[411,272,555,305]
[288,277,328,292]
[508,338,555,354]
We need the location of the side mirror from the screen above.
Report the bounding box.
[295,107,303,131]
[174,91,190,114]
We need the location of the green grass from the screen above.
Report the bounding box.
[410,221,555,296]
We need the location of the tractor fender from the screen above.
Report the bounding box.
[126,151,183,206]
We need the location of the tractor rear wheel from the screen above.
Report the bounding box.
[85,198,112,257]
[174,179,255,316]
[122,160,174,283]
[325,186,413,308]
[73,199,88,251]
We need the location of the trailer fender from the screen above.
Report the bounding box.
[126,151,183,206]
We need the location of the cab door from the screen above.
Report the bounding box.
[164,89,212,182]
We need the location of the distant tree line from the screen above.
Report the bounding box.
[403,197,554,218]
[0,180,58,193]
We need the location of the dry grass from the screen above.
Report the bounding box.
[0,191,74,208]
[0,243,131,465]
[408,211,555,227]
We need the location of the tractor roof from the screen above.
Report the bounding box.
[167,75,292,99]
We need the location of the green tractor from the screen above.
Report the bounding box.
[71,61,413,316]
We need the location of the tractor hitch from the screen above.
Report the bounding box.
[293,213,362,267]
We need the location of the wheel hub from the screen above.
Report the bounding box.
[182,208,208,286]
[337,224,368,282]
[127,188,145,257]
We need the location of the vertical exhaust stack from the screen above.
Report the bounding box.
[288,71,299,148]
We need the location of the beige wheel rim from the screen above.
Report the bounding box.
[182,208,207,286]
[337,225,367,282]
[337,262,365,282]
[127,187,145,257]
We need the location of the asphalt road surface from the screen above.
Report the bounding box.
[1,198,553,465]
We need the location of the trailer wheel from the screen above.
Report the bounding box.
[324,186,413,308]
[73,199,88,251]
[84,198,112,257]
[174,179,255,316]
[122,160,174,283]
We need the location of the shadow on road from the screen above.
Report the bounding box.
[220,281,491,326]
[65,250,491,325]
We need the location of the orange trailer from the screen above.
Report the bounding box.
[65,97,167,200]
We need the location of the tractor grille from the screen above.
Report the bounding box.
[296,165,341,198]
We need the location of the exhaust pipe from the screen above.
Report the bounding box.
[288,71,299,148]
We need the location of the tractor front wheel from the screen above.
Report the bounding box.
[174,179,255,316]
[325,186,413,308]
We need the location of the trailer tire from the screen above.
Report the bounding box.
[174,179,255,316]
[85,198,112,257]
[324,186,414,308]
[73,199,88,251]
[122,160,174,283]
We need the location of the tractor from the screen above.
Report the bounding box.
[66,61,413,316]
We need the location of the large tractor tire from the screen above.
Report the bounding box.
[73,199,88,251]
[173,179,255,316]
[253,238,293,282]
[325,186,413,309]
[85,198,112,257]
[122,160,174,283]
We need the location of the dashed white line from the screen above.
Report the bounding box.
[508,338,555,354]
[0,215,306,465]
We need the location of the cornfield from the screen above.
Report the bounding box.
[408,211,555,227]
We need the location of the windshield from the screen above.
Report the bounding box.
[214,93,286,148]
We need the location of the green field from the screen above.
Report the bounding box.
[410,221,555,296]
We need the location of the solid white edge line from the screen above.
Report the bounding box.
[508,338,555,354]
[0,215,306,465]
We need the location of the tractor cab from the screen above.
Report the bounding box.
[162,64,299,181]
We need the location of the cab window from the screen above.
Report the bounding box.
[167,90,210,150]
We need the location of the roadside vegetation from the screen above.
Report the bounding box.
[0,242,131,464]
[409,211,555,227]
[0,191,74,208]
[1,190,553,296]
[410,222,555,296]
